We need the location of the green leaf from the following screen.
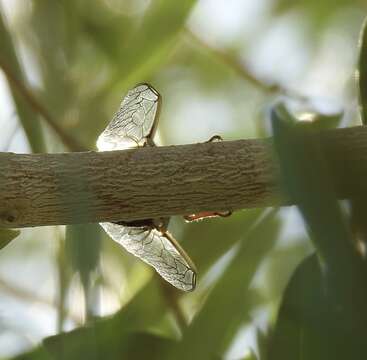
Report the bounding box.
[256,327,271,360]
[120,0,196,76]
[274,0,356,33]
[307,112,343,131]
[358,16,367,125]
[242,352,258,360]
[65,224,101,287]
[0,228,20,250]
[65,223,101,321]
[268,254,326,360]
[271,104,367,359]
[50,281,167,360]
[43,330,174,360]
[10,347,51,360]
[269,254,367,360]
[96,0,197,90]
[12,279,170,359]
[271,104,361,276]
[262,239,312,302]
[182,209,264,274]
[15,330,174,360]
[164,210,281,360]
[110,279,168,333]
[0,8,46,153]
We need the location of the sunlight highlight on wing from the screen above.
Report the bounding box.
[100,222,196,291]
[97,83,160,151]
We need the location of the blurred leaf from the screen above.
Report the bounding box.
[268,254,367,360]
[271,104,367,359]
[264,239,311,301]
[272,104,360,276]
[108,0,197,89]
[81,0,197,72]
[358,16,367,125]
[182,209,264,274]
[268,254,326,360]
[65,224,101,320]
[256,327,271,360]
[0,228,20,250]
[164,210,281,360]
[178,33,245,89]
[274,0,365,31]
[307,112,343,131]
[46,331,174,360]
[0,8,46,152]
[80,7,133,61]
[27,1,92,150]
[14,330,174,360]
[11,347,51,360]
[14,280,168,360]
[56,235,69,333]
[243,352,258,360]
[28,3,74,100]
[65,224,101,286]
[110,279,168,333]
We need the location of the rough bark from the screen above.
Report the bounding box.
[0,125,366,228]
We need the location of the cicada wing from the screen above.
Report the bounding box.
[97,83,161,151]
[100,222,196,292]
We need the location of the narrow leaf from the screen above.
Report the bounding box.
[271,104,367,359]
[358,16,367,125]
[164,210,280,360]
[0,8,46,153]
[271,104,365,294]
[106,0,197,90]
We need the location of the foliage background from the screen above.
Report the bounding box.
[0,0,366,359]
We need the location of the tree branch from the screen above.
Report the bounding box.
[0,125,366,228]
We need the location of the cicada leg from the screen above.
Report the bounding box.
[183,210,232,223]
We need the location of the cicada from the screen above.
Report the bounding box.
[97,84,196,291]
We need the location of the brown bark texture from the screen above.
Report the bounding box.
[0,125,366,228]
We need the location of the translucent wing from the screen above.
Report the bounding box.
[97,83,161,151]
[97,83,196,291]
[100,222,196,291]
